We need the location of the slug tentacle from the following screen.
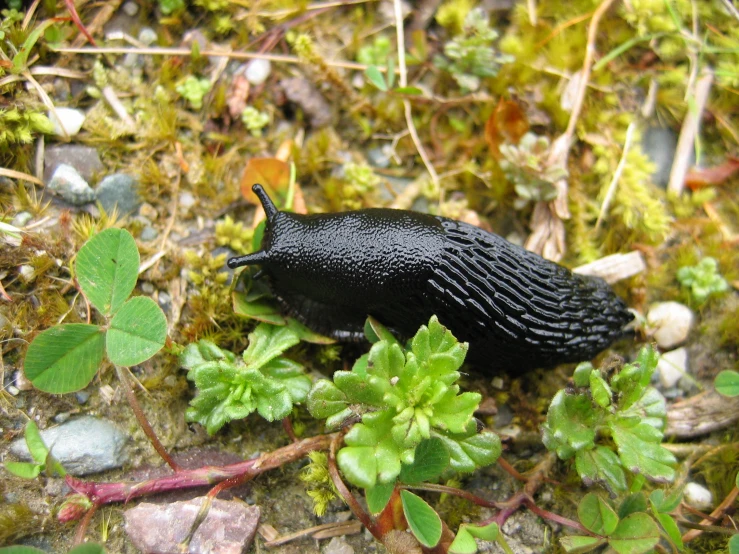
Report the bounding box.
[227,184,634,374]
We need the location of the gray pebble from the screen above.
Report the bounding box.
[642,126,692,188]
[122,1,139,16]
[140,225,158,242]
[96,173,141,216]
[75,391,91,404]
[47,164,95,205]
[138,27,157,46]
[9,416,128,476]
[44,144,104,183]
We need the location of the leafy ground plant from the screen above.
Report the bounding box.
[676,257,729,303]
[4,420,65,479]
[23,228,167,393]
[542,346,677,494]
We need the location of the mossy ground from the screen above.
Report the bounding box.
[1,0,738,552]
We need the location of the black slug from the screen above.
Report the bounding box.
[228,184,633,373]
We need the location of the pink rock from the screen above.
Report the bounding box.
[124,497,260,554]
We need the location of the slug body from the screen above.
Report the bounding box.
[228,185,633,373]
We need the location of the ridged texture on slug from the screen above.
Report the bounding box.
[229,185,634,374]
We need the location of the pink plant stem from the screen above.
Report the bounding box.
[64,433,335,510]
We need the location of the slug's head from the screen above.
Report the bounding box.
[226,184,280,271]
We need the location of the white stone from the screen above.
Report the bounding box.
[245,59,271,86]
[48,107,85,136]
[179,191,196,208]
[647,301,695,349]
[684,482,713,510]
[138,27,157,46]
[122,1,139,16]
[657,347,689,389]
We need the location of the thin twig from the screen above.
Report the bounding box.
[0,167,44,186]
[393,0,439,195]
[595,120,637,231]
[682,485,739,542]
[265,521,362,547]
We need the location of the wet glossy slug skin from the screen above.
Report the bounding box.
[228,184,634,374]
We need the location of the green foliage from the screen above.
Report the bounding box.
[676,257,729,304]
[158,0,185,15]
[0,108,54,147]
[24,229,167,393]
[176,76,211,109]
[0,545,105,554]
[715,370,739,398]
[560,490,685,554]
[307,316,501,489]
[215,215,253,253]
[4,421,65,479]
[433,8,513,91]
[240,106,270,136]
[182,323,311,434]
[542,346,676,494]
[499,133,567,209]
[401,490,442,548]
[357,35,392,67]
[300,451,338,516]
[449,522,500,554]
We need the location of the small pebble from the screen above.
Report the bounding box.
[656,347,689,389]
[75,391,91,404]
[54,412,71,423]
[179,191,196,208]
[14,371,33,392]
[122,1,139,16]
[491,376,505,390]
[12,212,33,227]
[323,537,354,554]
[245,59,271,86]
[96,173,141,216]
[138,27,157,46]
[48,107,85,136]
[48,164,96,205]
[647,302,694,349]
[6,385,19,396]
[140,226,158,242]
[366,147,392,169]
[141,282,155,295]
[19,265,35,283]
[683,482,713,510]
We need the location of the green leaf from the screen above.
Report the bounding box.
[450,521,500,552]
[542,390,597,460]
[307,379,350,421]
[68,545,106,554]
[576,446,627,493]
[232,291,286,325]
[729,534,739,554]
[366,482,395,514]
[365,65,388,91]
[394,86,423,95]
[715,370,739,397]
[619,387,667,430]
[618,493,647,519]
[243,323,300,369]
[386,56,396,89]
[572,363,593,387]
[649,488,683,513]
[107,296,167,366]
[24,324,105,393]
[578,493,619,535]
[608,512,660,554]
[75,228,139,317]
[340,414,402,487]
[24,421,48,464]
[261,358,311,403]
[286,318,335,344]
[590,371,612,408]
[653,511,683,550]
[12,19,59,72]
[559,535,606,553]
[400,490,442,548]
[364,316,400,346]
[4,461,42,479]
[610,420,676,483]
[435,426,501,473]
[399,437,450,484]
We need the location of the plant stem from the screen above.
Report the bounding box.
[116,365,181,472]
[64,433,335,510]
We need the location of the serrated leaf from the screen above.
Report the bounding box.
[256,388,292,421]
[542,390,598,459]
[578,493,619,535]
[619,387,667,430]
[608,512,660,554]
[107,296,167,366]
[341,414,403,487]
[232,291,286,325]
[401,490,442,548]
[307,379,348,420]
[559,535,606,553]
[436,426,501,473]
[366,482,395,514]
[75,228,139,317]
[715,370,739,397]
[430,391,480,433]
[24,324,105,393]
[262,358,311,402]
[334,370,386,406]
[610,420,676,483]
[399,437,450,484]
[576,446,627,493]
[243,323,299,369]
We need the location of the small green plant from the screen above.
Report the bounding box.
[715,370,739,397]
[357,35,392,67]
[23,229,167,393]
[181,323,312,434]
[4,421,65,479]
[215,215,253,253]
[499,132,567,209]
[240,106,270,136]
[158,0,185,15]
[0,108,54,147]
[542,346,677,495]
[176,75,211,109]
[433,8,513,91]
[560,489,684,554]
[308,316,501,489]
[676,257,729,303]
[0,545,105,554]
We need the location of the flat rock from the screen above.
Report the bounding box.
[96,173,141,216]
[10,416,128,476]
[124,497,260,554]
[47,164,96,205]
[44,144,104,183]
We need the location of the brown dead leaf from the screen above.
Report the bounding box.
[240,157,291,205]
[485,98,529,159]
[685,156,739,189]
